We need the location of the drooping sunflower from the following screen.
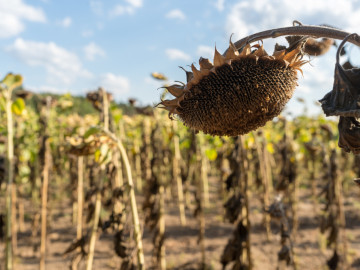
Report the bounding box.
[158,39,308,136]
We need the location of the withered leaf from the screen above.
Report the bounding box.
[319,64,360,117]
[224,193,244,223]
[319,33,360,118]
[342,60,355,70]
[63,236,87,256]
[338,116,360,154]
[354,178,360,187]
[319,33,360,154]
[327,250,339,270]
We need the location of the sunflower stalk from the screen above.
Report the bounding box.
[230,23,360,54]
[172,121,186,226]
[40,97,52,270]
[134,138,143,192]
[195,142,207,270]
[330,149,348,269]
[86,88,109,270]
[4,83,14,270]
[143,117,152,184]
[112,151,125,223]
[238,136,253,269]
[199,134,210,208]
[254,132,272,241]
[101,128,145,270]
[76,156,84,240]
[158,184,166,270]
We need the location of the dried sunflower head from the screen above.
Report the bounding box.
[86,89,113,112]
[286,36,334,56]
[158,39,307,136]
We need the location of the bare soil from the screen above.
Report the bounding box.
[1,179,360,270]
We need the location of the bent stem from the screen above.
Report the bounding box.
[103,129,145,270]
[226,24,360,55]
[40,97,52,270]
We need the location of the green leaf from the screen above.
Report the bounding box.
[2,73,23,90]
[266,142,275,154]
[180,138,191,149]
[84,126,101,139]
[205,148,217,161]
[0,95,6,111]
[94,149,101,162]
[12,98,25,115]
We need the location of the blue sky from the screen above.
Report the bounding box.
[1,0,360,115]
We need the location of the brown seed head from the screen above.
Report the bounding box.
[158,40,307,136]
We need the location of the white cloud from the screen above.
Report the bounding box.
[30,85,70,95]
[196,45,214,60]
[214,0,225,11]
[297,57,334,94]
[0,0,46,38]
[84,42,105,61]
[144,77,162,88]
[110,5,133,16]
[166,9,186,20]
[90,0,103,16]
[165,49,191,61]
[109,0,143,16]
[82,30,94,38]
[58,17,72,28]
[7,38,92,85]
[99,73,130,94]
[226,0,360,41]
[125,0,143,8]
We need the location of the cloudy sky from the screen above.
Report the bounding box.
[1,0,360,115]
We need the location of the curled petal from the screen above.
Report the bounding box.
[161,97,182,107]
[166,84,184,98]
[214,47,226,66]
[191,63,202,82]
[253,45,268,57]
[239,44,251,57]
[273,49,286,59]
[283,46,301,64]
[199,57,214,70]
[179,66,194,82]
[225,39,239,60]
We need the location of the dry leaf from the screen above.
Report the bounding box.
[319,33,360,154]
[338,116,360,154]
[319,33,360,118]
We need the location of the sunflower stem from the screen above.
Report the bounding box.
[101,128,146,270]
[228,24,360,55]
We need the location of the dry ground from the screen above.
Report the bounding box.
[1,179,360,270]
